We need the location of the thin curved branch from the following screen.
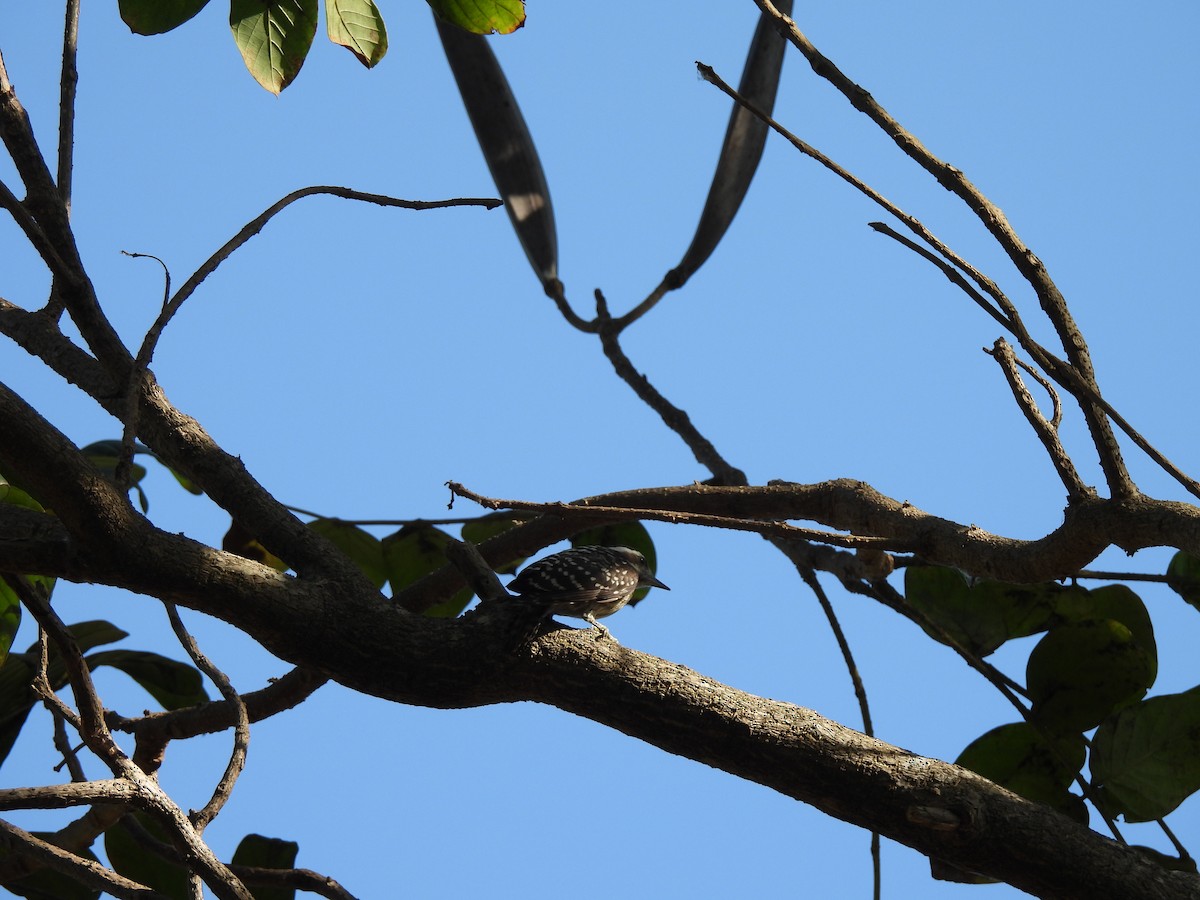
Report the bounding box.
[869,225,1200,501]
[168,187,500,325]
[989,338,1091,502]
[164,604,248,831]
[108,667,327,768]
[231,865,360,900]
[595,290,746,485]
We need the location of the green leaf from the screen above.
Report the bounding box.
[1166,550,1200,612]
[0,656,35,766]
[428,0,525,35]
[327,0,388,68]
[1092,686,1200,822]
[119,0,212,35]
[955,722,1087,821]
[164,465,204,495]
[230,0,320,94]
[0,578,21,666]
[572,523,661,606]
[308,519,387,589]
[1027,620,1156,733]
[460,513,526,574]
[903,567,1008,656]
[232,834,300,900]
[0,478,45,513]
[382,525,472,618]
[1055,585,1156,670]
[106,813,191,900]
[85,650,209,710]
[5,835,101,899]
[28,620,130,655]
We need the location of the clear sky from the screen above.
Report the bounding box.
[2,2,1198,898]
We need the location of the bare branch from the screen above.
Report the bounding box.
[988,338,1092,502]
[169,188,501,319]
[230,865,360,900]
[0,780,139,811]
[595,290,746,485]
[164,604,248,831]
[0,818,164,900]
[750,0,1136,499]
[57,0,80,214]
[447,481,895,550]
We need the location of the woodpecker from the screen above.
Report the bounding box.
[506,545,669,640]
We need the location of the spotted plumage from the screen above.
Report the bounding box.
[507,545,669,639]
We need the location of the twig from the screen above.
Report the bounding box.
[447,481,895,550]
[750,0,1136,499]
[0,176,75,281]
[29,620,82,732]
[163,603,248,831]
[230,864,360,900]
[115,251,171,491]
[1073,570,1168,584]
[15,581,254,900]
[777,546,882,899]
[867,222,1013,331]
[594,289,746,485]
[51,712,87,781]
[168,188,501,319]
[987,338,1091,502]
[57,0,80,214]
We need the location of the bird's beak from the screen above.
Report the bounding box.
[643,575,670,591]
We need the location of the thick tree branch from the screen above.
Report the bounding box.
[1,402,1198,896]
[0,818,163,900]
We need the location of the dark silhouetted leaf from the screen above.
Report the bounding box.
[119,0,212,35]
[327,0,388,68]
[669,0,792,288]
[231,0,319,94]
[0,578,20,666]
[383,526,472,617]
[903,566,1008,656]
[0,655,35,766]
[1092,686,1200,822]
[232,833,300,900]
[106,813,191,899]
[1027,620,1155,734]
[86,650,209,710]
[437,15,556,285]
[429,0,525,35]
[1054,585,1156,661]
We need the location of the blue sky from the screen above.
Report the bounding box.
[2,2,1198,897]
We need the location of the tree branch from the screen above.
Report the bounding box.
[751,0,1136,499]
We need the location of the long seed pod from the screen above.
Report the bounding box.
[667,0,792,289]
[436,16,558,287]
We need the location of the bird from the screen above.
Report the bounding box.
[506,545,669,640]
